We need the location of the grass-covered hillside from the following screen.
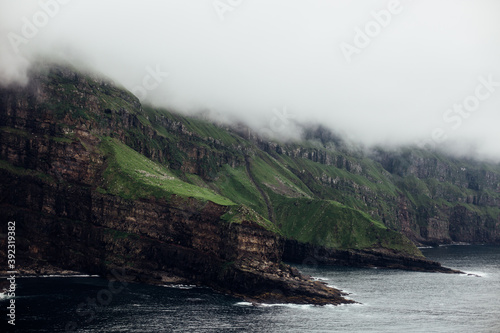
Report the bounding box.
[3,65,498,258]
[100,137,234,206]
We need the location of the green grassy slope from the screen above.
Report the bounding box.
[100,106,424,255]
[25,66,500,256]
[272,196,421,256]
[100,137,235,206]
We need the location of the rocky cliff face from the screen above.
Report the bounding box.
[2,64,497,304]
[0,65,354,305]
[250,133,500,247]
[23,66,498,250]
[1,169,348,304]
[375,150,500,245]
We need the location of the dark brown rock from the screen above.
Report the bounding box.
[283,239,463,274]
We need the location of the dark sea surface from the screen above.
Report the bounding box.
[2,245,499,332]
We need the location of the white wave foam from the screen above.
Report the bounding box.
[234,301,314,309]
[325,302,365,308]
[234,301,253,306]
[311,276,330,281]
[439,242,471,247]
[20,274,100,278]
[461,271,487,278]
[0,292,12,300]
[234,301,363,308]
[323,283,354,296]
[162,284,196,290]
[259,303,314,309]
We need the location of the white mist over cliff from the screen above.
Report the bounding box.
[1,0,500,160]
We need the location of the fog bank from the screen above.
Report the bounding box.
[1,0,500,161]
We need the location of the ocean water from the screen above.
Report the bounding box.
[1,245,499,332]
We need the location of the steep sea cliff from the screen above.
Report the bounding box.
[1,64,498,304]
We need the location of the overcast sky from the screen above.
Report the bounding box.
[1,0,500,161]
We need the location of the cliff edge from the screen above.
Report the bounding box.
[0,64,354,305]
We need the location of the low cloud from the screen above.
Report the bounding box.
[1,0,499,161]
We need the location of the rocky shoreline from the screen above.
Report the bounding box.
[0,237,467,306]
[0,260,354,306]
[283,240,464,274]
[0,264,91,278]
